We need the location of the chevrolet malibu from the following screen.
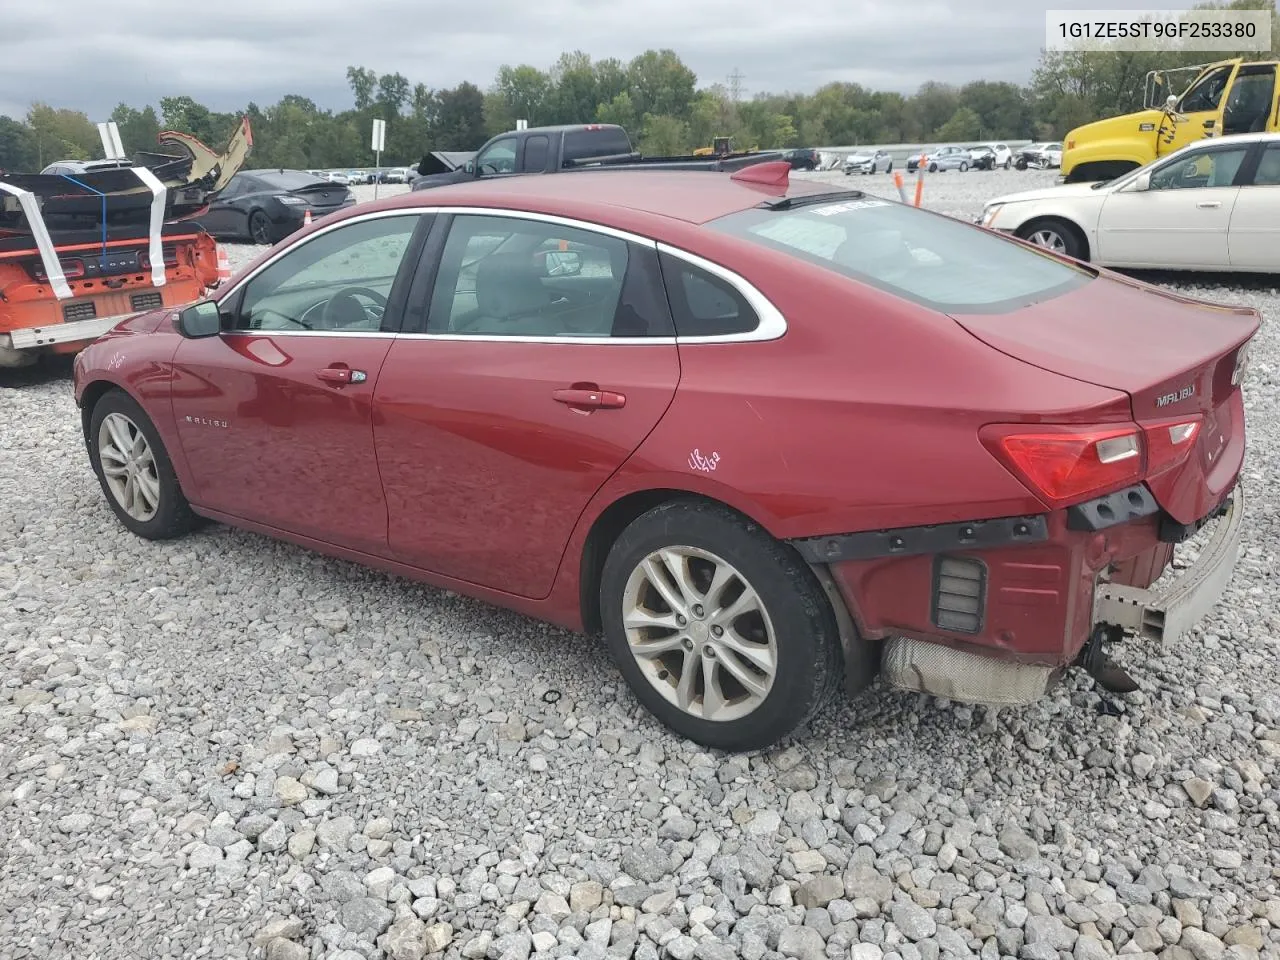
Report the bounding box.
[72,161,1255,751]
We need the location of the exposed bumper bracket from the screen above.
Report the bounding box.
[1094,485,1243,646]
[7,313,141,350]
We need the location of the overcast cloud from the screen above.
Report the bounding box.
[2,0,1173,121]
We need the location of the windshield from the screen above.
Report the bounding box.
[706,196,1090,313]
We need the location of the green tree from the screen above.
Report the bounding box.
[109,103,161,154]
[434,82,488,150]
[637,113,688,155]
[0,115,39,171]
[376,72,411,116]
[347,66,378,111]
[595,92,638,133]
[627,49,698,119]
[935,106,982,141]
[26,103,99,165]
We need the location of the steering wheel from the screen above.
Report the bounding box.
[319,286,389,330]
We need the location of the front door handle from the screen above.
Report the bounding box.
[1197,200,1222,208]
[316,365,367,385]
[552,387,626,409]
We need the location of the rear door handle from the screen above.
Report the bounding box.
[1197,200,1222,208]
[552,387,626,409]
[316,365,367,385]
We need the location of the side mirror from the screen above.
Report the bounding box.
[539,250,582,277]
[177,300,223,338]
[464,160,477,176]
[1129,172,1152,191]
[1166,94,1179,109]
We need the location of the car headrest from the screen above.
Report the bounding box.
[475,251,548,320]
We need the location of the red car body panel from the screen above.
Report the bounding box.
[373,339,680,599]
[71,167,1259,682]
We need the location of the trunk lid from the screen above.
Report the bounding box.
[950,272,1257,523]
[287,182,350,210]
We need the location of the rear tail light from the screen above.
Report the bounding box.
[1232,339,1252,385]
[981,419,1202,508]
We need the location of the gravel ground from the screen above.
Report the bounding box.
[2,172,1279,960]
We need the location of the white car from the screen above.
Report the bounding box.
[977,132,1280,272]
[971,143,1013,168]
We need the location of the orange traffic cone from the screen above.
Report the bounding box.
[216,244,231,285]
[303,209,313,227]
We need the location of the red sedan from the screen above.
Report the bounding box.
[72,162,1256,751]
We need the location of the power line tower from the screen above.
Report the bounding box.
[728,68,745,103]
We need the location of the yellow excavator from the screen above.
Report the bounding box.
[1060,56,1280,182]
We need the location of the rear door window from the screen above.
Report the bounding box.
[657,252,759,337]
[522,135,550,172]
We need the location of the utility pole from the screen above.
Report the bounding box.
[728,68,744,103]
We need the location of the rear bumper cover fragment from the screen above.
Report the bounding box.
[1093,484,1243,647]
[6,313,139,349]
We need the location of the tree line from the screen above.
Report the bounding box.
[1,0,1274,174]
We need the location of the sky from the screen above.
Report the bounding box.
[2,0,1183,121]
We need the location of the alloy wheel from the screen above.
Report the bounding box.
[1027,228,1067,253]
[621,545,778,722]
[98,412,161,522]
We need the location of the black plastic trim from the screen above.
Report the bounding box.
[789,513,1048,564]
[1066,483,1159,532]
[930,554,988,635]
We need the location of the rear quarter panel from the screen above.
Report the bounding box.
[608,241,1134,541]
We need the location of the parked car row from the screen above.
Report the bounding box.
[840,142,1062,175]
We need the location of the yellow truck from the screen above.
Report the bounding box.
[1060,57,1279,182]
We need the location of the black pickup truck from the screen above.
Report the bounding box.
[409,123,782,191]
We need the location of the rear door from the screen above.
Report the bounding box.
[170,210,431,553]
[1228,140,1280,271]
[372,210,679,599]
[1096,141,1250,267]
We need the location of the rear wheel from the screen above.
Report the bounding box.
[928,162,938,172]
[599,500,843,751]
[1016,217,1087,260]
[886,161,893,173]
[248,209,272,245]
[959,161,969,172]
[88,389,199,540]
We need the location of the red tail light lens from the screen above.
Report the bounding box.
[1144,416,1202,477]
[981,425,1144,508]
[982,420,1203,509]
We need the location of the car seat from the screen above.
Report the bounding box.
[470,251,551,332]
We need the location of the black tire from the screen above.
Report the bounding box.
[598,499,843,752]
[248,209,272,245]
[1004,158,1011,169]
[87,388,199,540]
[928,162,938,172]
[1015,217,1087,260]
[886,162,892,173]
[959,161,969,172]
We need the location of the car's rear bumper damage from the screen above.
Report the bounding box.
[795,482,1243,707]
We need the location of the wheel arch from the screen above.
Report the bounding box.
[79,378,137,453]
[577,487,783,635]
[1013,213,1092,261]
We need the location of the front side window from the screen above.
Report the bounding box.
[1178,65,1235,113]
[234,214,421,332]
[1149,146,1249,190]
[427,214,669,337]
[476,138,518,174]
[706,195,1089,313]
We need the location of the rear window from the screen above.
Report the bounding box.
[563,127,632,164]
[255,170,328,190]
[705,196,1090,313]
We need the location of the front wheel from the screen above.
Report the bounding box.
[599,500,843,752]
[959,161,969,172]
[1016,217,1086,260]
[88,389,200,540]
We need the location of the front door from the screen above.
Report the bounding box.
[170,210,430,553]
[372,211,680,599]
[1229,140,1280,271]
[1097,143,1250,268]
[1158,62,1240,156]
